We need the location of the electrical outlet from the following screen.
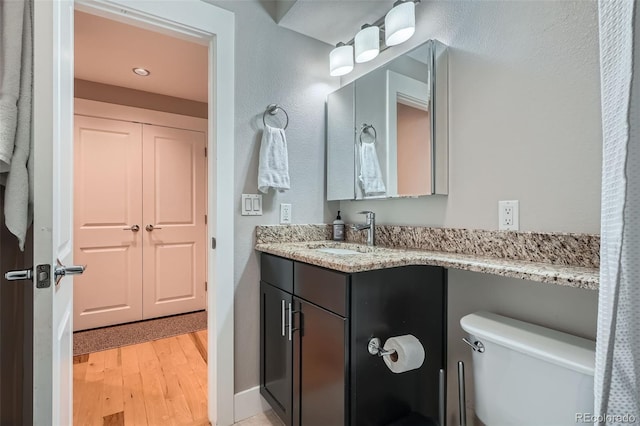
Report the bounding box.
[499,200,519,231]
[280,203,292,224]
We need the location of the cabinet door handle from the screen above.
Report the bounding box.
[288,303,293,341]
[281,299,286,337]
[288,303,302,341]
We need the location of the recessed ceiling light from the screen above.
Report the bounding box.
[132,67,150,77]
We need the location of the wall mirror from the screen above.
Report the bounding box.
[326,39,448,200]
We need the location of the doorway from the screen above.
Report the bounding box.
[71,8,210,423]
[67,1,235,424]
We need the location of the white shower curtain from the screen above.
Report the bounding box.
[595,0,640,420]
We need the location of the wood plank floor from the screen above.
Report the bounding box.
[73,330,209,426]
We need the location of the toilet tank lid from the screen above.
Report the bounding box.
[460,311,595,375]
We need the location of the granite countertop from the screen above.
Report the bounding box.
[254,241,599,290]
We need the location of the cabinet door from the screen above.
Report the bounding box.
[294,298,348,426]
[350,266,446,424]
[260,282,293,425]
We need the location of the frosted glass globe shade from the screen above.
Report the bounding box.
[385,1,415,46]
[355,25,380,63]
[330,44,354,76]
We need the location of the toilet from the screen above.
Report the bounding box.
[460,311,596,426]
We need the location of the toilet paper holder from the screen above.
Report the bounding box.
[367,337,397,357]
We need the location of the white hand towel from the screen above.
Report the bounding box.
[258,125,290,193]
[1,0,33,251]
[358,142,386,196]
[0,0,28,172]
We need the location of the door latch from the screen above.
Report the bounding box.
[36,264,51,288]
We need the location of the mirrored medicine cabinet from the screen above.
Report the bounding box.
[326,39,448,201]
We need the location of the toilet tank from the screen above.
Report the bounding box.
[460,312,595,426]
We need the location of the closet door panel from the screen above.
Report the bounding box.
[73,115,143,331]
[142,124,207,319]
[154,242,195,302]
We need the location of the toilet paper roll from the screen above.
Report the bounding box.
[382,334,425,374]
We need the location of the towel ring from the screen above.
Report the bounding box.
[359,124,377,144]
[263,104,289,130]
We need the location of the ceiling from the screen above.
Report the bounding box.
[75,2,402,102]
[276,0,397,46]
[74,11,208,103]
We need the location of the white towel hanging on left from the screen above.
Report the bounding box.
[258,124,290,193]
[0,0,34,251]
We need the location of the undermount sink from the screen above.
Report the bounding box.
[314,247,363,255]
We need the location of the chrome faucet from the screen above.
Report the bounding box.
[352,211,375,246]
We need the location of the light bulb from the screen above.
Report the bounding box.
[132,67,151,76]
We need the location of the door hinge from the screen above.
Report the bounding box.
[204,147,208,157]
[205,281,208,291]
[211,237,216,249]
[204,214,207,225]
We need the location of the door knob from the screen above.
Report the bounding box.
[123,225,140,232]
[145,224,163,231]
[5,269,32,281]
[56,265,86,276]
[54,259,86,285]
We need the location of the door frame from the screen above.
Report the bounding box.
[73,1,235,424]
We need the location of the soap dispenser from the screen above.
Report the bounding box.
[333,211,345,241]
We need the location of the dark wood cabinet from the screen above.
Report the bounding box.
[293,298,349,426]
[260,281,294,423]
[259,253,446,426]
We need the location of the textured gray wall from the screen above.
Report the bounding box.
[340,1,602,233]
[205,0,338,393]
[206,3,602,424]
[337,1,602,423]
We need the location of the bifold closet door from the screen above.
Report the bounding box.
[142,124,207,319]
[73,116,144,331]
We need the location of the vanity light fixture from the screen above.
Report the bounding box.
[328,0,420,76]
[385,0,416,46]
[329,42,354,77]
[132,67,151,76]
[355,24,380,63]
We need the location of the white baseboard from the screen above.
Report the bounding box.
[234,386,271,422]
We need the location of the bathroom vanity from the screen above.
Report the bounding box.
[259,253,447,426]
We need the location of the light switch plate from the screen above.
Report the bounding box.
[241,194,262,216]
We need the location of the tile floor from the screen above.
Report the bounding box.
[234,411,284,426]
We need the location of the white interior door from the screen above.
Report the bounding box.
[73,116,143,331]
[32,0,76,424]
[27,0,234,423]
[142,124,207,319]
